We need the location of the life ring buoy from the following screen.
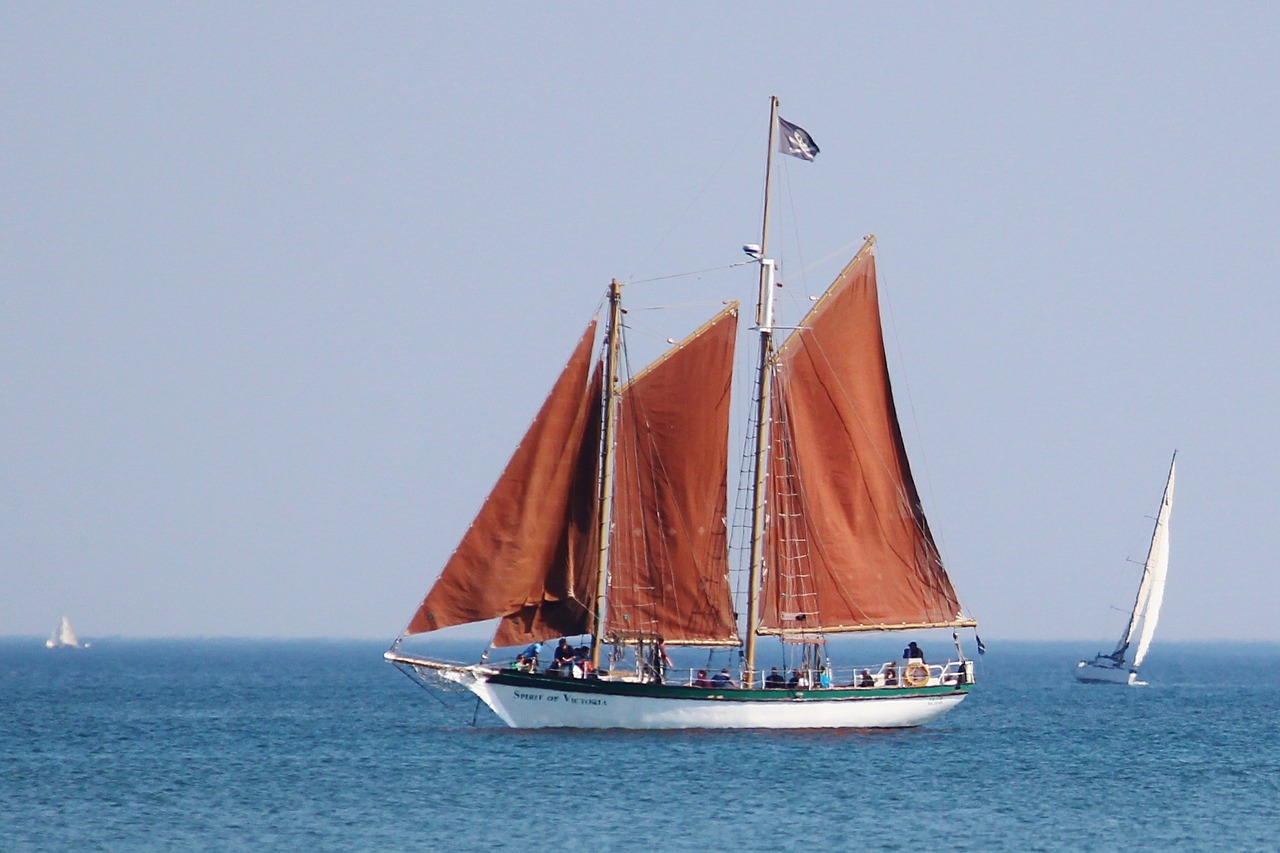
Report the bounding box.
[904,662,929,687]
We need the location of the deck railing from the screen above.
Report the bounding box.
[496,656,974,689]
[681,659,972,689]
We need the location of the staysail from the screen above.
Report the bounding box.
[759,243,971,634]
[404,320,602,647]
[607,303,741,646]
[1114,454,1176,668]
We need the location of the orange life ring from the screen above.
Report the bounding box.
[904,662,929,687]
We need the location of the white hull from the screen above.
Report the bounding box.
[476,681,967,729]
[398,656,972,730]
[1075,659,1141,686]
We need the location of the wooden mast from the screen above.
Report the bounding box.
[590,279,624,670]
[743,96,780,688]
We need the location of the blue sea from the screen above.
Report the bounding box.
[3,639,1277,851]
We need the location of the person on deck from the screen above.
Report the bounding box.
[648,638,674,684]
[764,667,786,689]
[884,661,898,686]
[551,639,575,673]
[710,668,737,688]
[693,669,713,688]
[857,669,876,687]
[521,642,543,671]
[571,646,593,679]
[903,641,925,662]
[787,669,801,689]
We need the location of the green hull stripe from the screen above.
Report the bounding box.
[486,671,972,702]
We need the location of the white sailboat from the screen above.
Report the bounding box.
[45,615,87,649]
[1076,453,1176,686]
[386,98,981,729]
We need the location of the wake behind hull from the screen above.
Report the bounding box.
[398,657,972,729]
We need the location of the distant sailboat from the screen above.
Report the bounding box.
[1076,453,1176,686]
[45,615,87,649]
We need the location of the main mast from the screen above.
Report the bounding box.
[590,279,624,670]
[743,96,780,687]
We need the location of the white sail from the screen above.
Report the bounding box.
[1129,456,1175,669]
[45,616,83,649]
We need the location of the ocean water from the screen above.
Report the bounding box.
[2,639,1277,852]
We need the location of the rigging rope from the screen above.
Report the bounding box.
[627,260,753,285]
[391,663,471,723]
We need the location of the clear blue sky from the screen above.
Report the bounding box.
[4,4,1278,641]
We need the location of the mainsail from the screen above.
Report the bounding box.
[608,303,740,646]
[46,616,82,649]
[1111,454,1176,669]
[404,321,602,647]
[760,244,970,634]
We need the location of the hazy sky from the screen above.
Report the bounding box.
[5,4,1278,642]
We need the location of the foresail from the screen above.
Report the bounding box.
[760,245,970,634]
[404,321,602,647]
[1129,455,1175,669]
[607,304,740,645]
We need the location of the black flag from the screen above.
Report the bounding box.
[777,117,819,161]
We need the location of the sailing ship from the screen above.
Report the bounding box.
[386,98,980,729]
[45,616,87,649]
[1076,453,1176,686]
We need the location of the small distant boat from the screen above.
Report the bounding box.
[1076,453,1176,686]
[45,616,88,649]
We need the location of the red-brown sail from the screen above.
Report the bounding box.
[607,304,740,645]
[759,245,970,633]
[404,320,602,646]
